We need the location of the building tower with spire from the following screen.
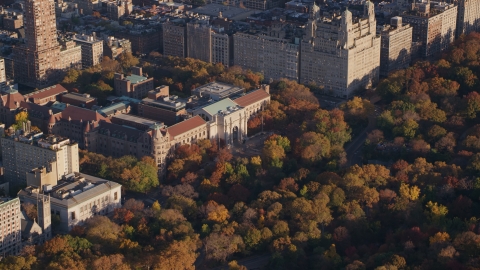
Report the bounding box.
[300,1,381,98]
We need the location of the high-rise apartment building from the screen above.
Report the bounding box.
[300,2,380,98]
[212,32,230,67]
[402,2,457,58]
[107,0,132,20]
[163,21,187,58]
[380,17,413,77]
[1,125,79,187]
[456,0,480,37]
[0,58,6,84]
[73,34,104,68]
[0,197,22,257]
[59,40,83,70]
[12,0,81,88]
[187,21,212,63]
[13,0,62,88]
[233,27,300,82]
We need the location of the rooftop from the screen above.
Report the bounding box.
[0,197,18,205]
[62,93,96,102]
[112,113,161,128]
[60,105,110,123]
[20,173,121,207]
[125,74,149,84]
[98,101,130,117]
[200,98,239,116]
[24,84,68,101]
[142,96,186,111]
[167,115,206,139]
[234,89,270,107]
[189,4,255,19]
[192,82,244,101]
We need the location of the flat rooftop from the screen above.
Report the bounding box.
[189,4,255,19]
[126,74,149,84]
[112,113,163,127]
[142,96,186,111]
[62,93,96,102]
[20,173,121,207]
[192,82,244,101]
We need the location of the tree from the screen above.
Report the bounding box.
[154,238,199,270]
[204,233,244,262]
[295,132,331,163]
[262,138,286,168]
[118,52,140,70]
[14,111,29,130]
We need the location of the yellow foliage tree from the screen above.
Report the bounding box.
[399,183,421,201]
[207,204,230,223]
[429,232,450,245]
[14,111,29,130]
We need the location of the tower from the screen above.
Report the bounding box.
[37,194,52,242]
[12,0,62,88]
[340,8,353,49]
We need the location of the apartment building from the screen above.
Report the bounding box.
[212,32,230,67]
[300,2,380,98]
[1,126,79,187]
[380,17,413,77]
[402,2,457,58]
[13,0,63,88]
[233,29,300,82]
[114,67,154,99]
[73,34,104,68]
[106,0,132,20]
[0,58,6,84]
[19,172,121,233]
[3,14,23,31]
[115,28,161,55]
[59,40,83,71]
[0,197,21,257]
[456,0,480,37]
[104,36,132,60]
[163,21,187,58]
[187,21,212,63]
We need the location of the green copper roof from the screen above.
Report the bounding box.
[126,74,148,84]
[202,98,238,116]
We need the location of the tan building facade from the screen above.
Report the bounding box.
[187,22,212,63]
[212,32,230,67]
[456,0,480,37]
[13,0,62,88]
[1,129,80,187]
[73,34,104,68]
[163,22,186,58]
[0,198,22,257]
[300,2,380,98]
[380,17,413,77]
[402,2,457,58]
[233,32,299,82]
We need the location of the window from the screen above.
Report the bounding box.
[114,192,118,200]
[71,212,76,220]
